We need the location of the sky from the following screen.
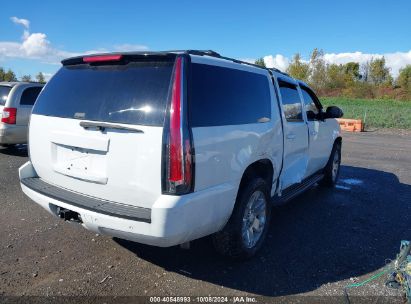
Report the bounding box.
[1,0,411,80]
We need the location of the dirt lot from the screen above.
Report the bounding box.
[1,130,410,303]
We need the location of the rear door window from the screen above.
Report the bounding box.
[32,61,174,126]
[0,85,12,106]
[20,87,42,106]
[278,81,303,122]
[189,64,272,127]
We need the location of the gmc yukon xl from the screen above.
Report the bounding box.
[19,50,343,259]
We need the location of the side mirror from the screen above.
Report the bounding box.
[325,106,343,119]
[306,110,317,120]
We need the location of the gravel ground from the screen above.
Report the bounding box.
[0,130,410,303]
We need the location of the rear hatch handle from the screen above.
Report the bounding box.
[79,121,144,133]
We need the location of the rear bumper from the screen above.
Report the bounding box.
[0,124,27,144]
[19,161,237,247]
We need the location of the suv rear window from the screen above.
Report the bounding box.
[32,61,174,126]
[0,85,12,106]
[189,64,271,127]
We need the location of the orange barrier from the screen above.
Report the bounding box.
[336,118,364,132]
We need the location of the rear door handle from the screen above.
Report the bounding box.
[287,134,296,140]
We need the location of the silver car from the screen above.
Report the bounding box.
[0,82,44,146]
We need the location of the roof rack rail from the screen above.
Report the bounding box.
[185,50,270,71]
[269,68,291,77]
[185,50,222,57]
[184,50,291,77]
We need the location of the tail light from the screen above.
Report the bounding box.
[162,56,194,195]
[1,107,17,124]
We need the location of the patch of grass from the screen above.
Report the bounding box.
[321,97,411,129]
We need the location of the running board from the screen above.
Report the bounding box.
[273,173,324,205]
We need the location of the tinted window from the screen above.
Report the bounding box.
[32,61,174,126]
[189,64,271,127]
[278,82,303,121]
[300,86,319,120]
[0,85,12,106]
[20,87,42,106]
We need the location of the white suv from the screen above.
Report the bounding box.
[19,50,343,259]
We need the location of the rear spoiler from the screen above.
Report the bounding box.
[62,52,178,66]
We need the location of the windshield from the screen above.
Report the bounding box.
[32,61,174,126]
[0,85,12,106]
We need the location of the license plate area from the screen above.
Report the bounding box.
[52,143,108,184]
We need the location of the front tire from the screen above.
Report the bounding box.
[212,177,271,259]
[321,141,341,187]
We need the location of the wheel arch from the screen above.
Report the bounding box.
[238,159,275,196]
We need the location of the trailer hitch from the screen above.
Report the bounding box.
[56,207,82,223]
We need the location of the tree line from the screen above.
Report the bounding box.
[255,49,411,101]
[0,67,46,83]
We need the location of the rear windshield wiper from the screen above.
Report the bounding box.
[79,121,144,133]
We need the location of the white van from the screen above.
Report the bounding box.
[19,51,343,259]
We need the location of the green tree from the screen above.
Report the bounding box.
[343,62,360,80]
[254,57,266,67]
[360,61,370,82]
[286,53,309,82]
[21,75,32,82]
[340,62,361,89]
[397,65,411,90]
[325,64,345,89]
[369,57,392,85]
[35,72,46,83]
[309,48,327,90]
[0,67,5,81]
[3,69,17,82]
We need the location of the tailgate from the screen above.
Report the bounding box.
[29,57,175,209]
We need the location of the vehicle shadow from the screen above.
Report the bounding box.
[0,145,28,157]
[114,165,411,296]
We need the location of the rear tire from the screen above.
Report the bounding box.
[320,141,341,187]
[212,177,271,259]
[0,144,13,148]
